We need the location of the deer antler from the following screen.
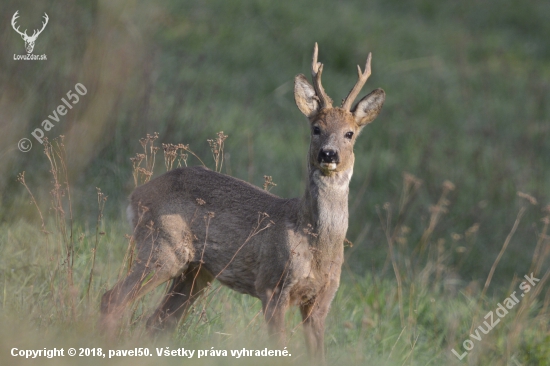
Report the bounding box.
[11,11,28,38]
[30,13,49,40]
[341,52,372,111]
[311,43,333,110]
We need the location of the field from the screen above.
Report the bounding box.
[1,0,549,365]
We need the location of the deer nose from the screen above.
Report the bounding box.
[318,149,339,164]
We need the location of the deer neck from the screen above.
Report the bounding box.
[301,166,352,256]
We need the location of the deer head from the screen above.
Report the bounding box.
[294,43,385,176]
[11,11,49,54]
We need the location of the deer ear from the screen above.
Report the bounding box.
[294,74,320,118]
[352,88,385,127]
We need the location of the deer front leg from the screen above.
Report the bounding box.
[300,301,327,363]
[262,288,290,347]
[300,281,339,364]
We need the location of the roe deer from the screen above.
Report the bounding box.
[100,43,385,362]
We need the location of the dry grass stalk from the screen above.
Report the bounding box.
[87,187,107,299]
[16,171,47,234]
[377,202,405,328]
[417,180,455,254]
[43,137,77,318]
[263,175,277,191]
[481,206,526,299]
[162,143,190,171]
[17,136,78,320]
[207,131,228,173]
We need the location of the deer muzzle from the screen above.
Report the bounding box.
[318,149,339,171]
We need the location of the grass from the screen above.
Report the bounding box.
[1,132,549,365]
[1,0,550,364]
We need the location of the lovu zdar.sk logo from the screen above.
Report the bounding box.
[12,10,48,60]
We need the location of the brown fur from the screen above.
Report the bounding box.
[100,44,385,363]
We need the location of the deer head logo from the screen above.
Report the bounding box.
[11,11,49,54]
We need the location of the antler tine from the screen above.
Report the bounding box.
[311,42,333,109]
[33,13,49,38]
[11,10,19,27]
[341,52,372,111]
[11,11,28,37]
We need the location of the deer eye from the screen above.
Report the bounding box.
[345,131,354,139]
[313,126,321,135]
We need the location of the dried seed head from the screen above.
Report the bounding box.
[429,205,444,214]
[465,223,480,238]
[517,191,538,205]
[139,138,147,149]
[303,223,319,237]
[263,176,277,191]
[403,172,422,188]
[362,317,376,328]
[451,233,462,241]
[443,180,455,192]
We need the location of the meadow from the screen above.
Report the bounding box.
[1,0,549,365]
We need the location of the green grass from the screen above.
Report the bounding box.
[1,135,549,365]
[1,219,548,365]
[1,0,550,364]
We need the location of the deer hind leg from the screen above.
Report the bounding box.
[99,262,174,338]
[100,218,192,337]
[146,264,213,334]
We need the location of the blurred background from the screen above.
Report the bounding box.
[0,0,549,363]
[0,0,550,366]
